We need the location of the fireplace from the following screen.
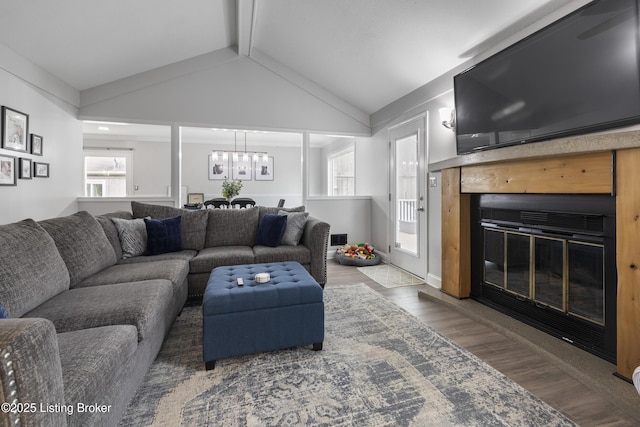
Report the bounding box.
[469,194,617,362]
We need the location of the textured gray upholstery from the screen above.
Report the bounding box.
[76,259,189,296]
[205,207,260,247]
[190,246,256,274]
[131,201,208,250]
[24,281,174,341]
[58,325,138,414]
[300,216,331,285]
[112,217,147,258]
[39,211,117,287]
[278,210,309,246]
[95,211,133,260]
[0,219,70,317]
[0,318,66,427]
[253,244,311,265]
[116,249,198,265]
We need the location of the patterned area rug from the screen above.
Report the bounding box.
[357,263,425,288]
[119,284,576,426]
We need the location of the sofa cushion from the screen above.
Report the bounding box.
[131,201,208,250]
[95,211,133,260]
[253,244,312,265]
[76,259,189,296]
[0,219,70,317]
[205,207,260,247]
[24,281,173,341]
[58,325,138,411]
[112,217,147,258]
[255,214,288,247]
[279,210,309,246]
[39,211,117,287]
[117,249,197,265]
[189,246,255,274]
[145,216,182,255]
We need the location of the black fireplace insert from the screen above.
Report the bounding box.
[470,194,617,362]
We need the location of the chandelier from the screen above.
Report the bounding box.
[211,131,268,163]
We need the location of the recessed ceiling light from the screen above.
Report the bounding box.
[98,126,109,131]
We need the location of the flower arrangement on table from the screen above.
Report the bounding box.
[221,176,243,200]
[335,243,381,266]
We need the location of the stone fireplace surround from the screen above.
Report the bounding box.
[431,127,640,381]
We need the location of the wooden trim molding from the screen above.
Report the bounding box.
[460,151,613,194]
[615,148,640,380]
[441,168,470,298]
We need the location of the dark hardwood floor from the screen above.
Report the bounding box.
[326,261,640,427]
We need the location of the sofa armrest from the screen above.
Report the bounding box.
[0,318,66,427]
[299,216,330,286]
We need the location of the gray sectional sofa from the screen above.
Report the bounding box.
[0,202,329,427]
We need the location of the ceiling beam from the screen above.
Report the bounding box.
[237,0,257,56]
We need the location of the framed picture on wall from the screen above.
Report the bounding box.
[0,154,16,186]
[255,156,274,181]
[232,158,252,181]
[1,106,29,153]
[34,162,49,178]
[19,158,32,179]
[208,154,229,181]
[30,134,43,156]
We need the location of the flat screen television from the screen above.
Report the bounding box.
[454,0,640,154]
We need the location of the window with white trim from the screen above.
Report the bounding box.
[83,150,133,197]
[328,145,355,196]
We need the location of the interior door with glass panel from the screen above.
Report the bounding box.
[389,116,427,278]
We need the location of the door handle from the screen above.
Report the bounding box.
[417,207,425,211]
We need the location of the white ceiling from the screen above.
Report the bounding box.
[0,0,579,116]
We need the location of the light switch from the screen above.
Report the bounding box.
[429,176,437,187]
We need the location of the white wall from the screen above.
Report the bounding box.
[0,50,83,225]
[306,196,372,254]
[79,48,370,136]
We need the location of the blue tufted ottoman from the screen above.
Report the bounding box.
[202,261,324,370]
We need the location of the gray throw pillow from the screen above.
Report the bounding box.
[112,217,147,258]
[278,210,309,246]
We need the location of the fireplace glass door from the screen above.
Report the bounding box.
[568,242,604,325]
[483,227,604,326]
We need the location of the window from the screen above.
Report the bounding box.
[328,146,355,196]
[83,150,133,197]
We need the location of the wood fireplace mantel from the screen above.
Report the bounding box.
[440,148,640,380]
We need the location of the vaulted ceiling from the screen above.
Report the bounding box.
[0,0,580,115]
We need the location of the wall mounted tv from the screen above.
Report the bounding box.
[454,0,640,154]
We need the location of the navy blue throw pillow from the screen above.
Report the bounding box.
[0,304,9,319]
[144,216,182,255]
[255,214,288,247]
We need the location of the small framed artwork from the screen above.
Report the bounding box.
[34,162,49,178]
[19,158,32,179]
[187,193,204,205]
[232,158,252,181]
[0,154,16,186]
[30,134,43,156]
[208,154,229,181]
[1,106,29,153]
[255,156,274,181]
